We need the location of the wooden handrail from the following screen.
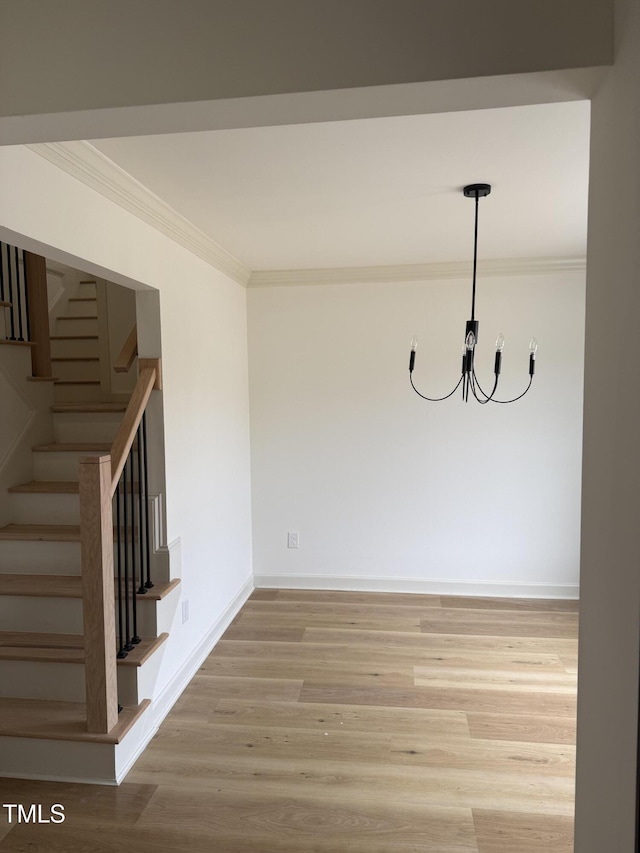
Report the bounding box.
[113,323,137,373]
[109,357,161,497]
[24,252,52,377]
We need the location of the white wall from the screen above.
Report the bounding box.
[248,269,585,596]
[574,0,640,848]
[0,144,253,702]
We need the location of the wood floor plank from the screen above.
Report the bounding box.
[467,712,577,745]
[128,754,575,816]
[211,640,571,677]
[413,665,577,694]
[200,656,415,687]
[221,624,306,642]
[131,786,479,852]
[210,697,471,736]
[170,675,304,719]
[302,627,578,653]
[234,610,423,632]
[244,599,441,618]
[259,589,443,607]
[0,778,157,826]
[440,595,579,613]
[473,809,574,852]
[248,588,279,600]
[420,608,579,638]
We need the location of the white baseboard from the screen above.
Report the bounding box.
[115,574,254,783]
[253,574,579,600]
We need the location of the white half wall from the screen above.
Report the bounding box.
[0,144,253,704]
[248,270,585,597]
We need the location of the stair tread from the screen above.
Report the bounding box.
[0,571,180,600]
[0,697,150,743]
[68,297,97,302]
[0,632,169,666]
[33,442,112,453]
[53,379,101,385]
[0,339,37,348]
[51,357,100,362]
[0,524,81,541]
[50,335,98,341]
[57,315,98,320]
[52,402,128,413]
[9,481,80,494]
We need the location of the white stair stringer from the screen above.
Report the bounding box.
[0,699,151,785]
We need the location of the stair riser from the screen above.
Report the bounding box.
[53,412,121,443]
[0,540,81,574]
[33,449,111,481]
[53,383,104,404]
[10,493,80,526]
[54,317,98,336]
[0,736,116,784]
[66,299,97,317]
[0,596,161,636]
[50,338,99,359]
[9,492,140,525]
[0,660,145,705]
[51,361,101,381]
[0,661,86,702]
[77,282,97,296]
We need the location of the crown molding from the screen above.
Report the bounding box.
[248,256,586,288]
[27,141,585,291]
[27,141,251,287]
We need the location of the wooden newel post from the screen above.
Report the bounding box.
[79,454,118,733]
[24,251,52,378]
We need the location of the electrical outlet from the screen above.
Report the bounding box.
[288,532,300,549]
[181,598,190,624]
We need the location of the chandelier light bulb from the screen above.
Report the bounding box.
[529,337,538,356]
[465,331,476,351]
[410,336,418,352]
[495,333,505,352]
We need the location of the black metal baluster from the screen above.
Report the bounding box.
[136,423,147,596]
[6,243,16,340]
[115,480,126,659]
[22,250,31,342]
[0,245,6,342]
[130,449,141,645]
[0,244,6,304]
[14,246,24,341]
[142,412,153,588]
[122,454,133,651]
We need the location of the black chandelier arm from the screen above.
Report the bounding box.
[410,372,464,402]
[470,369,499,404]
[489,375,534,404]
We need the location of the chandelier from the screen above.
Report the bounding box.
[409,183,537,404]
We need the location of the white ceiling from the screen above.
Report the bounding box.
[92,100,590,272]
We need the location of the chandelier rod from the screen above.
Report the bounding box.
[471,190,480,322]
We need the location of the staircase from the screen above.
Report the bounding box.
[0,276,178,783]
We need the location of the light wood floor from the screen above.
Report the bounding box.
[0,589,579,852]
